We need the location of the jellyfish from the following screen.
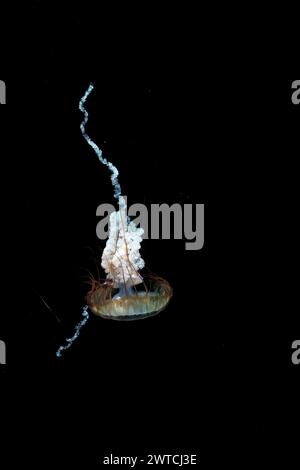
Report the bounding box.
[80,84,172,321]
[56,83,172,357]
[87,200,172,321]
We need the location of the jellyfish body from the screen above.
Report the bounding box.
[87,197,172,320]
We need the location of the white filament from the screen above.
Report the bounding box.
[79,84,145,287]
[101,197,145,287]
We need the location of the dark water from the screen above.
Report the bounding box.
[0,5,299,467]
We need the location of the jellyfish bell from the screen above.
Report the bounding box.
[87,274,172,321]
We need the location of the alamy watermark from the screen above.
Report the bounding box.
[0,80,6,104]
[0,340,6,365]
[291,340,300,365]
[96,198,204,250]
[291,80,300,105]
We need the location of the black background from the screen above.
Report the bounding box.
[0,3,299,468]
